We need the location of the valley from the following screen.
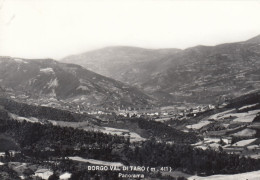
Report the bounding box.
[0,35,260,180]
[1,88,260,179]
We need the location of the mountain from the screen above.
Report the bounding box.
[0,57,154,109]
[246,34,260,44]
[62,35,260,104]
[62,46,181,85]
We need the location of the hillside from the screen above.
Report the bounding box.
[0,98,98,123]
[62,46,181,83]
[0,87,260,180]
[62,35,260,104]
[167,91,260,159]
[0,57,154,109]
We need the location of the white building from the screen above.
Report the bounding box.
[34,169,53,180]
[60,172,72,180]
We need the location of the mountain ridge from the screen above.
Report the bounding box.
[245,34,260,44]
[61,34,260,104]
[0,56,155,109]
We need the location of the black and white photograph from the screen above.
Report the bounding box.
[1,0,260,179]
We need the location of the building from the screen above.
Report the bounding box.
[34,169,53,180]
[60,172,72,180]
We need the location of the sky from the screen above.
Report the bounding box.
[1,0,260,59]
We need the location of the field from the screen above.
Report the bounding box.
[99,127,146,142]
[9,113,40,123]
[186,120,211,129]
[188,170,260,180]
[209,109,260,123]
[233,138,257,146]
[233,128,256,137]
[68,156,124,166]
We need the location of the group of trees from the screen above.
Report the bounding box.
[124,140,260,175]
[0,98,96,122]
[0,118,126,151]
[226,92,260,109]
[0,164,20,180]
[131,118,200,144]
[2,115,260,178]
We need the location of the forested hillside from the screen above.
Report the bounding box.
[0,98,97,123]
[1,117,260,178]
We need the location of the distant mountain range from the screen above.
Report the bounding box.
[0,57,154,108]
[62,46,181,80]
[62,34,260,104]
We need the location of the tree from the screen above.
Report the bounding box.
[48,173,59,180]
[219,138,226,146]
[218,146,224,152]
[24,168,34,178]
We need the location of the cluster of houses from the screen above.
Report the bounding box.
[4,88,218,123]
[0,151,72,180]
[91,104,217,121]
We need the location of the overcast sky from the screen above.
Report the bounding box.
[1,0,260,59]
